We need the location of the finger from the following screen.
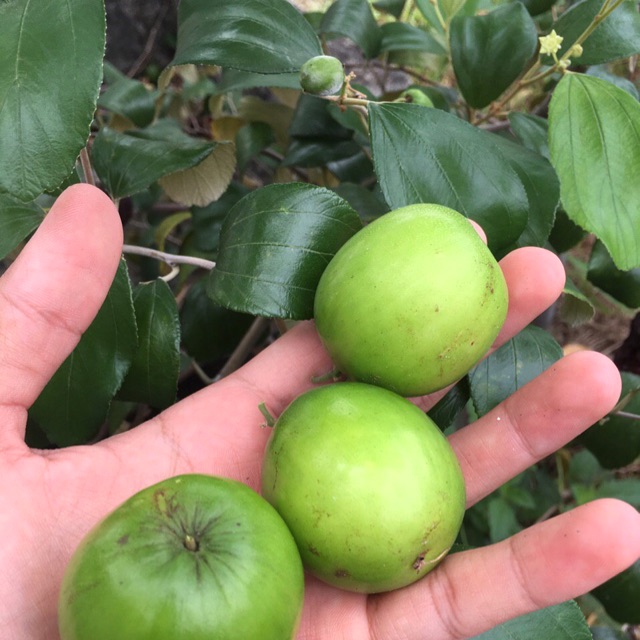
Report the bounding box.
[369,499,640,640]
[0,185,123,442]
[451,350,621,507]
[232,247,565,416]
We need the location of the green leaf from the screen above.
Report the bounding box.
[591,560,640,624]
[549,74,640,270]
[587,67,639,100]
[427,379,470,432]
[180,279,256,366]
[489,133,559,249]
[488,497,522,543]
[0,196,44,259]
[117,279,180,410]
[207,183,362,319]
[469,325,563,417]
[593,479,640,507]
[368,103,529,252]
[559,280,596,327]
[215,69,301,94]
[29,261,137,446]
[98,75,158,128]
[549,208,587,254]
[373,0,407,18]
[580,372,640,469]
[91,120,216,200]
[508,112,550,159]
[551,0,640,66]
[470,601,592,640]
[519,0,559,17]
[320,0,382,59]
[379,22,446,55]
[332,183,390,223]
[587,240,640,308]
[450,4,538,109]
[415,0,445,34]
[172,0,322,73]
[236,122,275,174]
[0,0,105,201]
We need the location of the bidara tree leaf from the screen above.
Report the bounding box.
[320,0,382,59]
[207,183,362,319]
[158,141,236,207]
[450,3,538,109]
[469,325,563,417]
[368,102,528,253]
[172,0,322,73]
[0,0,105,201]
[0,196,45,260]
[117,279,181,410]
[29,261,138,446]
[91,120,218,200]
[470,600,593,640]
[549,74,640,270]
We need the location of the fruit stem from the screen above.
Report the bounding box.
[184,534,199,552]
[259,402,277,428]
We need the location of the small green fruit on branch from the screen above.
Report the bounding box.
[299,55,345,96]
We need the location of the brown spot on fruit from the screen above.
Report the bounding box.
[334,569,351,578]
[412,553,426,572]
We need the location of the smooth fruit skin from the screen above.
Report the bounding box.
[58,474,304,640]
[261,382,466,593]
[299,55,344,96]
[314,203,508,396]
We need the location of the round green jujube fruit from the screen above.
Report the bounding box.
[261,382,466,593]
[314,203,508,396]
[299,55,345,96]
[58,474,304,640]
[397,88,435,108]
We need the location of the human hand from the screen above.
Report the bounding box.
[0,184,638,639]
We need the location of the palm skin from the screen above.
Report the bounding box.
[0,185,638,640]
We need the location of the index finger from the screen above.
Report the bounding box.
[0,184,123,445]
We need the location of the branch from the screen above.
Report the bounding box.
[122,244,216,271]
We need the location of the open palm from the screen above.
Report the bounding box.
[1,185,638,640]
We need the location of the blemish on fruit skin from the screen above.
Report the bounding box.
[334,568,351,578]
[308,545,320,556]
[412,552,426,572]
[117,535,129,545]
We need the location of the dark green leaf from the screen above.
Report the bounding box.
[588,240,640,308]
[489,133,559,249]
[551,0,640,66]
[207,183,362,319]
[117,279,180,410]
[332,183,390,223]
[518,0,559,17]
[488,497,522,542]
[320,0,382,59]
[469,325,563,417]
[180,279,256,366]
[450,4,538,109]
[289,95,353,140]
[470,601,592,640]
[283,139,363,168]
[508,112,550,159]
[326,150,375,183]
[98,76,158,128]
[559,280,596,327]
[92,120,216,200]
[29,261,137,446]
[379,22,446,55]
[591,627,631,640]
[368,102,529,252]
[373,0,407,18]
[215,69,301,94]
[172,0,322,73]
[0,197,44,259]
[580,372,640,469]
[428,378,471,432]
[549,74,640,270]
[549,208,587,254]
[593,479,640,507]
[591,560,640,624]
[415,0,445,34]
[236,122,274,174]
[0,0,105,200]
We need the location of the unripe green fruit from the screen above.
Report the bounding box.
[314,203,508,397]
[397,88,434,108]
[299,55,344,96]
[261,382,465,593]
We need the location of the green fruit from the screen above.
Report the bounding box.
[58,474,304,640]
[314,203,508,396]
[299,55,344,96]
[397,88,435,108]
[261,382,466,593]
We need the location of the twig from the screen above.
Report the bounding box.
[79,147,95,187]
[122,244,216,271]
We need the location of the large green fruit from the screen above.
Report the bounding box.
[261,382,466,593]
[314,203,508,396]
[58,474,304,640]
